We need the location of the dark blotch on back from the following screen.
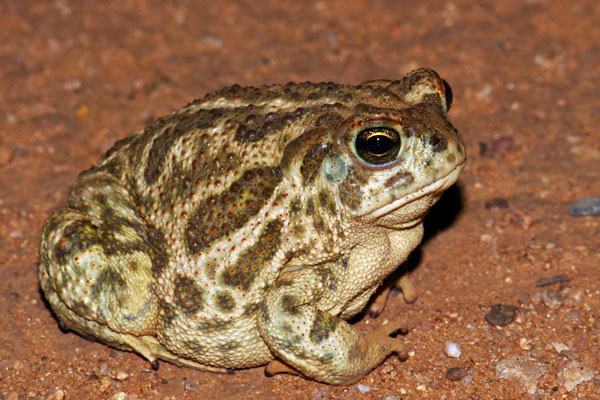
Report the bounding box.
[220,219,282,291]
[186,166,283,254]
[280,127,326,171]
[234,110,289,143]
[146,224,169,277]
[144,110,214,185]
[173,275,205,316]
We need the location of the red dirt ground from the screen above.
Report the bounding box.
[1,1,599,399]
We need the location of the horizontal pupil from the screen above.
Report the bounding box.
[367,135,394,155]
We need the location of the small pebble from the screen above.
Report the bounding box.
[552,342,570,353]
[478,142,488,157]
[557,361,594,392]
[99,377,112,392]
[536,274,569,287]
[558,350,581,360]
[561,287,582,308]
[357,384,371,393]
[110,370,129,381]
[519,338,532,351]
[110,393,128,400]
[76,104,88,118]
[183,380,195,391]
[63,78,82,91]
[446,367,469,381]
[562,310,581,323]
[99,362,109,375]
[485,304,517,327]
[518,293,531,305]
[48,389,65,400]
[379,364,395,375]
[529,348,543,359]
[530,291,543,305]
[542,290,563,310]
[492,136,514,156]
[140,381,155,396]
[509,209,532,229]
[568,197,600,217]
[485,197,509,210]
[495,355,547,395]
[445,342,462,358]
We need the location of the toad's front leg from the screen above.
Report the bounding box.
[257,270,408,385]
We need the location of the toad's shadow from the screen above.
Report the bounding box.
[422,181,465,244]
[397,181,464,275]
[354,182,465,321]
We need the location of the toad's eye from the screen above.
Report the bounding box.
[354,127,401,165]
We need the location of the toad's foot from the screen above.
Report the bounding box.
[263,318,409,382]
[368,274,418,318]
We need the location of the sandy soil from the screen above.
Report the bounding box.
[1,1,599,399]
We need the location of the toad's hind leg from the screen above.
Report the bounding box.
[39,173,163,364]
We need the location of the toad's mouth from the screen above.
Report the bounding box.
[364,160,466,221]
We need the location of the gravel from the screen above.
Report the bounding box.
[184,380,196,391]
[536,274,569,287]
[557,361,594,391]
[492,136,514,156]
[542,289,564,310]
[568,197,600,216]
[357,384,371,393]
[495,355,547,395]
[446,367,470,381]
[485,198,509,210]
[445,342,462,358]
[485,304,517,327]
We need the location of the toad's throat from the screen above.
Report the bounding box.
[364,161,466,221]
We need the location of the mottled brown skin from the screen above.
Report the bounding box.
[39,68,466,384]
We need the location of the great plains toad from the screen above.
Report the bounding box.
[39,68,466,384]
